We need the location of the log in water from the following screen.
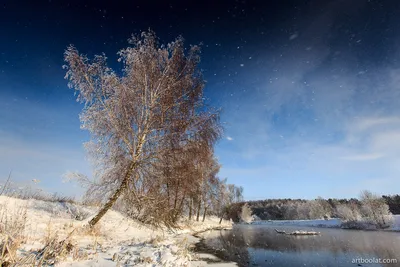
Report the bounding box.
[274,228,321,235]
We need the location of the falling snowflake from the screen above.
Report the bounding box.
[289,33,299,40]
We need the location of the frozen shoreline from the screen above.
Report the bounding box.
[251,218,342,228]
[250,216,400,231]
[0,196,237,266]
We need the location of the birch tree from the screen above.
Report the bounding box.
[64,31,221,227]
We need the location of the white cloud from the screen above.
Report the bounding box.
[349,117,400,133]
[340,153,384,161]
[226,136,234,141]
[218,115,400,199]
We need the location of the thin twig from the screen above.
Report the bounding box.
[0,170,12,196]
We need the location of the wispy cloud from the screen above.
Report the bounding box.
[219,112,400,199]
[340,153,384,161]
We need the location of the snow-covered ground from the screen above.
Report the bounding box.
[387,215,400,231]
[5,195,400,266]
[0,196,237,266]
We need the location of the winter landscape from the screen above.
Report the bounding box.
[0,193,236,266]
[3,183,400,266]
[3,0,400,266]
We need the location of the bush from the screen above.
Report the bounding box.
[360,190,393,229]
[239,203,253,224]
[335,204,361,221]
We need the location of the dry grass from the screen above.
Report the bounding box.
[134,256,154,264]
[148,235,165,246]
[43,219,58,245]
[0,199,100,266]
[0,173,101,266]
[175,236,192,262]
[16,224,95,266]
[0,202,28,266]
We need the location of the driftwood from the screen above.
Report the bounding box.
[275,229,321,235]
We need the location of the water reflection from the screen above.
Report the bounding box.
[200,225,400,267]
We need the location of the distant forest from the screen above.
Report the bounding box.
[227,194,400,222]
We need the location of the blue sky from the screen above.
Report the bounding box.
[1,0,400,200]
[213,59,400,200]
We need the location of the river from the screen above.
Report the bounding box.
[196,224,400,267]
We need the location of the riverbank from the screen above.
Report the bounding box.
[250,216,400,231]
[0,196,235,266]
[251,218,342,228]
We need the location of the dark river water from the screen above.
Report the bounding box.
[197,225,400,267]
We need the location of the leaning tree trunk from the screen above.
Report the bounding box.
[219,217,223,224]
[88,130,147,228]
[88,161,136,227]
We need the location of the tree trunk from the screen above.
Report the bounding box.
[189,198,192,220]
[88,161,136,227]
[166,182,170,207]
[176,191,186,219]
[202,206,208,222]
[196,199,201,222]
[219,217,223,224]
[173,182,179,210]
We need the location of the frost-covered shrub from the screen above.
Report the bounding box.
[284,203,299,220]
[309,199,330,219]
[283,201,327,220]
[360,190,393,229]
[336,191,394,229]
[335,204,361,222]
[296,202,311,220]
[239,203,253,224]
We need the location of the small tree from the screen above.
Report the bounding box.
[239,203,253,224]
[210,179,244,224]
[359,190,393,228]
[296,202,311,219]
[213,178,228,224]
[308,198,331,219]
[64,31,221,227]
[284,202,299,220]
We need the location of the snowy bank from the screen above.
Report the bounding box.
[386,215,400,231]
[0,196,236,266]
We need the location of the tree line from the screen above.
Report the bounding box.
[228,191,395,229]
